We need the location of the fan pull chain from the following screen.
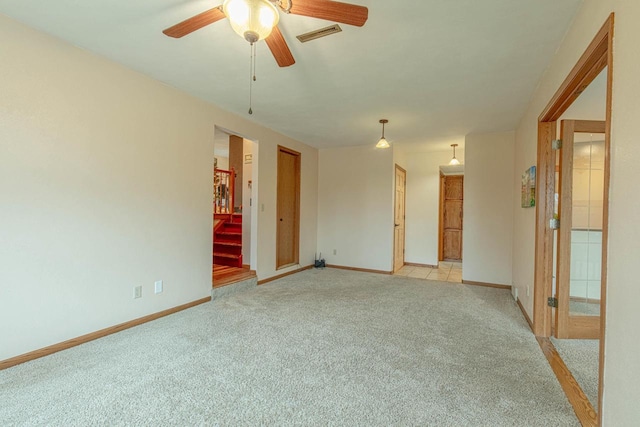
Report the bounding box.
[248,43,257,115]
[253,42,257,82]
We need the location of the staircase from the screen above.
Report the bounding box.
[214,213,243,268]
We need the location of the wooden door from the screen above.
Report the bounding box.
[441,175,463,261]
[554,120,606,339]
[276,146,301,270]
[393,165,406,272]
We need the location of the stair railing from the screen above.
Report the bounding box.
[214,167,235,214]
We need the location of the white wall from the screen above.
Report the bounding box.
[512,1,640,423]
[241,139,255,266]
[0,15,318,361]
[463,131,515,286]
[317,145,394,271]
[214,155,229,171]
[394,143,465,266]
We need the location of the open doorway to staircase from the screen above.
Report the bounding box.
[213,128,257,288]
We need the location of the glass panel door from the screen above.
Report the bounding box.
[554,120,606,339]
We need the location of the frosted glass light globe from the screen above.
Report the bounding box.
[223,0,279,43]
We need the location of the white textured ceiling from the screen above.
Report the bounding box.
[0,0,583,149]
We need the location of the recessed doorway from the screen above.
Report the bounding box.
[276,145,301,270]
[439,173,464,262]
[213,127,258,287]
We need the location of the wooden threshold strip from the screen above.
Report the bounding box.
[212,264,256,288]
[257,265,313,285]
[326,265,392,275]
[0,296,211,371]
[404,262,438,268]
[461,280,512,290]
[536,337,597,426]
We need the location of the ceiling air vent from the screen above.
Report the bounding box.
[296,24,342,43]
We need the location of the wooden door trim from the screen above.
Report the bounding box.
[533,13,613,424]
[438,172,445,261]
[554,120,575,339]
[393,164,406,272]
[276,145,301,270]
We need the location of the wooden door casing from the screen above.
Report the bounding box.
[393,165,406,273]
[276,146,301,270]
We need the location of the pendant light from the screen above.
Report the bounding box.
[376,119,390,149]
[449,143,461,165]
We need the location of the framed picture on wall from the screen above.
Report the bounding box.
[521,166,536,208]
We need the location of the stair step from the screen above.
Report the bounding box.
[216,231,242,237]
[215,241,242,247]
[214,253,241,260]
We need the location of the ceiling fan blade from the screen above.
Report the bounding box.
[265,26,296,67]
[163,7,226,38]
[288,0,368,27]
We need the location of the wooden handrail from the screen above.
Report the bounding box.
[213,167,235,214]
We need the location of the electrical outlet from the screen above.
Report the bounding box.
[133,286,142,299]
[333,249,337,255]
[154,280,163,294]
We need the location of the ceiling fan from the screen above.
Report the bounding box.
[163,0,369,67]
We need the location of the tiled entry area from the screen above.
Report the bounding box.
[395,262,462,283]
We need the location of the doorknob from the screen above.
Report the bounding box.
[395,223,400,227]
[280,218,283,222]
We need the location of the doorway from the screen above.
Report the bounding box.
[439,174,463,261]
[533,14,613,425]
[276,145,301,270]
[393,165,406,273]
[212,128,258,287]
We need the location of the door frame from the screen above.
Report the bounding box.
[276,145,301,270]
[533,14,613,423]
[438,172,445,261]
[393,164,406,273]
[438,174,464,261]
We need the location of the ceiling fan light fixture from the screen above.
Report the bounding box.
[376,119,390,149]
[223,0,279,43]
[449,143,461,165]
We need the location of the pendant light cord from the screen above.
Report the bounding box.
[248,43,257,115]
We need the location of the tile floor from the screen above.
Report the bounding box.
[394,262,463,283]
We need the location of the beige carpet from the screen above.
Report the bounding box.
[551,337,599,411]
[0,269,578,426]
